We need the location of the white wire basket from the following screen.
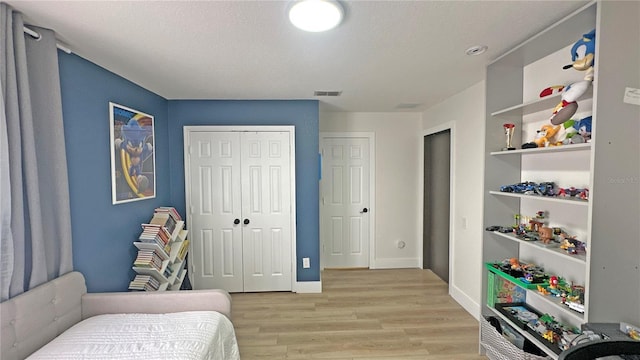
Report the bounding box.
[481,316,550,360]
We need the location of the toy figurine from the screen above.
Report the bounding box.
[578,188,589,200]
[537,284,550,295]
[549,276,559,289]
[538,226,554,244]
[524,272,534,283]
[559,233,586,255]
[529,219,543,232]
[557,186,588,199]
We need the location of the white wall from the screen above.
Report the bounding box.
[421,81,485,318]
[320,112,422,268]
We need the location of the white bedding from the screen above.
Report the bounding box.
[26,311,240,360]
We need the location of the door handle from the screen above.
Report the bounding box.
[234,219,240,225]
[361,208,368,213]
[244,218,250,225]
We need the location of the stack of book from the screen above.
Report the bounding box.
[133,249,165,271]
[150,213,177,236]
[139,224,171,253]
[128,274,160,291]
[149,207,182,238]
[154,206,182,221]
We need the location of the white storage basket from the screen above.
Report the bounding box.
[481,316,549,360]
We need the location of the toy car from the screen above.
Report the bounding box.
[500,181,537,193]
[500,181,556,196]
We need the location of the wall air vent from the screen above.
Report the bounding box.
[314,90,342,97]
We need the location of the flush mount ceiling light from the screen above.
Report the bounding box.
[289,0,344,32]
[465,45,488,56]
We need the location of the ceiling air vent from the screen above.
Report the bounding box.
[395,103,422,109]
[314,90,342,97]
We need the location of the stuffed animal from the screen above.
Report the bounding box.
[564,29,596,81]
[550,81,590,125]
[562,116,592,144]
[576,116,592,142]
[549,29,596,125]
[523,124,561,148]
[560,119,581,144]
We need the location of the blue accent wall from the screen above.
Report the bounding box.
[57,52,320,291]
[58,52,170,292]
[167,101,320,282]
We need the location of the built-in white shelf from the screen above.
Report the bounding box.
[491,231,586,265]
[490,143,590,156]
[491,87,593,117]
[490,191,589,206]
[526,287,586,323]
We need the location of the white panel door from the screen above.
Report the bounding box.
[188,131,244,292]
[241,132,292,291]
[186,128,293,292]
[321,137,370,268]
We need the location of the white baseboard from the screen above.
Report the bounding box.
[450,283,480,320]
[371,258,420,269]
[295,281,322,293]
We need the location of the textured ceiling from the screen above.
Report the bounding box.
[7,0,589,112]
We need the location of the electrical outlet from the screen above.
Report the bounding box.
[302,257,310,268]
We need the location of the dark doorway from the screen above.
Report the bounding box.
[423,129,451,283]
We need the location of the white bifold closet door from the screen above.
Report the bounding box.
[186,129,293,292]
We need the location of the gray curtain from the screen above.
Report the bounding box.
[1,3,73,301]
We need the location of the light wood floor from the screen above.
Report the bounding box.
[231,268,488,360]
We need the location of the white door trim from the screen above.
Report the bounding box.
[419,122,455,290]
[319,132,376,269]
[183,125,297,292]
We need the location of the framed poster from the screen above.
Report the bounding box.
[109,102,156,204]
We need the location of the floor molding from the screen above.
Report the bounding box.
[450,282,480,320]
[372,258,420,269]
[295,281,322,293]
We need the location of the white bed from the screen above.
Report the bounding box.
[1,272,240,360]
[26,311,240,360]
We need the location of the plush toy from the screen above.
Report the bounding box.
[549,81,591,125]
[563,29,596,81]
[549,29,596,125]
[576,116,592,142]
[539,85,564,98]
[563,116,592,144]
[560,119,581,144]
[523,124,561,148]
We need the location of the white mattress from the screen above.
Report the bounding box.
[26,311,240,360]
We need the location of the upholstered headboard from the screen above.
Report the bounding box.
[0,271,87,360]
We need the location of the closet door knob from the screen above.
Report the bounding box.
[362,208,369,213]
[234,219,240,225]
[244,219,250,225]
